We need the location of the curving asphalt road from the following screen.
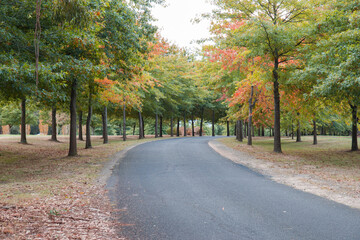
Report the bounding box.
[107,137,360,240]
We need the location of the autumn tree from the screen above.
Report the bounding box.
[210,0,318,152]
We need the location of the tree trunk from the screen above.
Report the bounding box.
[142,116,145,138]
[123,103,126,141]
[170,116,174,137]
[139,111,144,139]
[78,111,83,141]
[351,104,358,151]
[177,118,180,137]
[200,108,204,136]
[155,113,158,138]
[212,109,215,137]
[20,98,27,144]
[273,58,282,153]
[236,120,243,142]
[192,114,195,137]
[68,79,77,156]
[291,121,294,140]
[234,124,237,136]
[239,120,243,141]
[247,119,252,146]
[119,123,122,135]
[160,116,163,137]
[102,106,108,144]
[313,119,317,145]
[34,0,41,86]
[244,122,247,138]
[296,113,301,142]
[227,121,230,136]
[51,106,57,141]
[236,120,240,141]
[85,88,92,149]
[183,112,187,137]
[133,123,136,136]
[262,126,265,136]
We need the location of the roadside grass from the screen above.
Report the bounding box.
[219,136,360,169]
[0,135,162,204]
[0,134,169,239]
[217,136,360,209]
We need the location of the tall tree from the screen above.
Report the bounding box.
[210,0,317,152]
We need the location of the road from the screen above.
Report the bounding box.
[107,137,360,240]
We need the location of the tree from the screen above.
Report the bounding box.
[210,0,317,152]
[296,0,360,151]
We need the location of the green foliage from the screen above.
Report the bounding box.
[0,101,39,127]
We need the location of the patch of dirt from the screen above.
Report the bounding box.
[209,140,360,209]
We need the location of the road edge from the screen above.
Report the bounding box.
[97,141,147,186]
[208,139,360,210]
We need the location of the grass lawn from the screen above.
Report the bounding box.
[219,136,360,169]
[0,134,164,239]
[0,135,163,203]
[217,135,360,209]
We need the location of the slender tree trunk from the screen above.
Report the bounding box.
[155,113,158,138]
[78,111,83,141]
[351,104,358,151]
[160,116,163,137]
[192,114,195,137]
[234,124,237,136]
[183,112,187,137]
[142,117,145,138]
[20,98,27,144]
[239,120,243,141]
[177,118,180,137]
[212,109,215,137]
[273,58,282,153]
[51,106,57,141]
[85,88,92,149]
[236,120,240,141]
[119,123,122,135]
[200,108,204,136]
[313,119,317,145]
[227,121,230,136]
[170,116,174,137]
[262,126,265,136]
[34,0,41,86]
[133,123,136,136]
[248,118,252,146]
[291,121,294,140]
[244,122,247,138]
[102,106,108,144]
[123,103,126,141]
[68,79,77,156]
[139,111,143,139]
[296,112,301,142]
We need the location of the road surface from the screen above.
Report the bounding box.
[107,137,360,240]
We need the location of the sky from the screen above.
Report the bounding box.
[151,0,215,51]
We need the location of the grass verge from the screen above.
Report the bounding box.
[218,136,360,208]
[0,135,164,239]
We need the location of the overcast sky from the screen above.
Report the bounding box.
[151,0,215,51]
